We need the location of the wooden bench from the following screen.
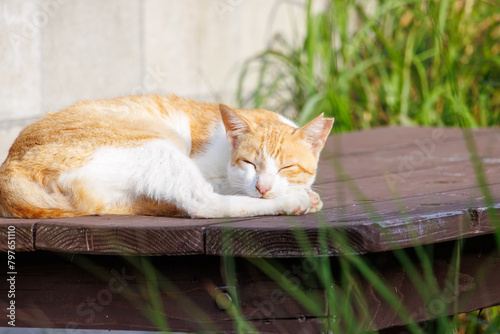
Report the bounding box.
[1,126,499,333]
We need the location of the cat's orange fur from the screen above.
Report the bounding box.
[0,94,333,219]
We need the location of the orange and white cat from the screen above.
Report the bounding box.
[0,95,333,219]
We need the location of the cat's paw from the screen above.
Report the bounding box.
[276,190,311,215]
[307,190,323,213]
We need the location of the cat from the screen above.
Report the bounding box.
[0,94,334,219]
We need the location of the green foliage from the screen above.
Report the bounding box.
[237,0,500,130]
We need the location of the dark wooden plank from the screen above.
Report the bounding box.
[206,184,500,257]
[2,235,499,332]
[0,252,326,332]
[34,215,225,255]
[324,235,500,331]
[317,164,500,211]
[244,236,500,332]
[0,219,35,252]
[323,126,495,158]
[317,127,499,184]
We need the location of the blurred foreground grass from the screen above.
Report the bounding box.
[237,0,500,332]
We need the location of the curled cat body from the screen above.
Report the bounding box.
[0,94,334,219]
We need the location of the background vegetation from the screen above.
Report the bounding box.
[237,0,500,131]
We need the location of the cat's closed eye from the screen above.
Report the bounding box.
[241,159,256,168]
[278,165,295,172]
[280,164,314,176]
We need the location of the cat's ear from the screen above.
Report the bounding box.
[220,104,253,148]
[294,114,334,156]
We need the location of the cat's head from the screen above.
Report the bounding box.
[220,104,334,198]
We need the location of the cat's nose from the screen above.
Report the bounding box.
[256,183,271,196]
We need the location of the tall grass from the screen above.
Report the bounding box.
[237,0,500,130]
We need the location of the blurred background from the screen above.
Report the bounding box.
[0,0,306,159]
[1,0,499,161]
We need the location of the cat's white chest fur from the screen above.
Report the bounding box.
[192,123,232,194]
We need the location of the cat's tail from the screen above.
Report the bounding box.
[0,171,75,219]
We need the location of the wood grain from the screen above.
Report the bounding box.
[2,235,499,332]
[0,252,325,333]
[0,219,35,252]
[322,126,495,158]
[206,184,500,257]
[34,215,223,255]
[317,128,499,187]
[351,235,500,331]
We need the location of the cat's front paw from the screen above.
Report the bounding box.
[307,190,323,213]
[277,190,311,215]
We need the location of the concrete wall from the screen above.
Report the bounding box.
[0,0,306,160]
